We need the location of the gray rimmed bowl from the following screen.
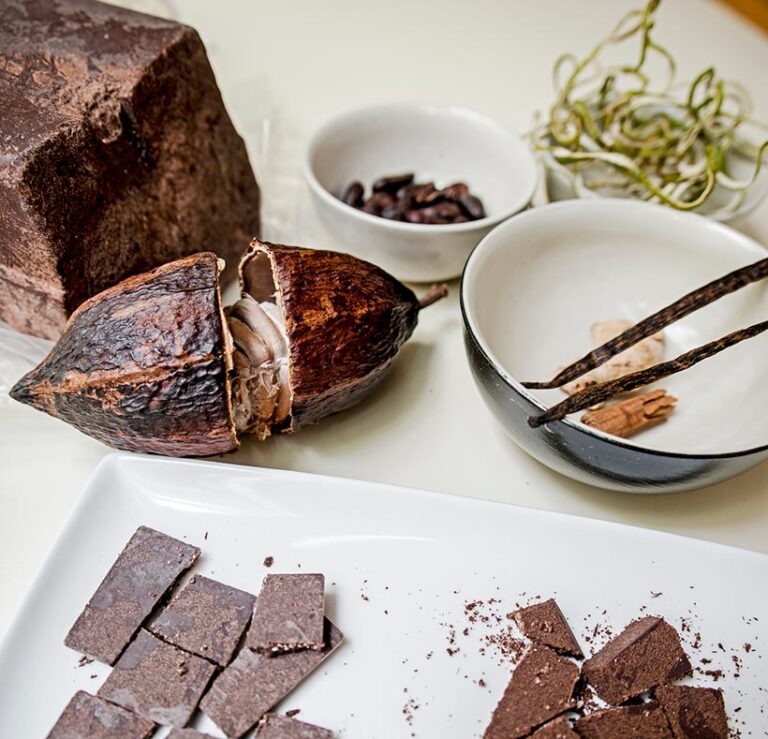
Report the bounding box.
[460,199,768,493]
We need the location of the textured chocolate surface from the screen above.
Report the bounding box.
[513,599,583,658]
[201,619,343,738]
[47,690,155,739]
[254,714,334,738]
[98,629,216,727]
[167,730,217,739]
[656,685,728,739]
[247,574,325,654]
[240,240,420,432]
[150,574,255,665]
[10,253,239,457]
[0,0,259,339]
[483,646,579,739]
[529,716,579,738]
[582,616,692,705]
[64,526,200,664]
[575,701,674,738]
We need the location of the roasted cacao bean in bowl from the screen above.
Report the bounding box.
[303,103,537,282]
[460,199,768,493]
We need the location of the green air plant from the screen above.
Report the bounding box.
[531,0,768,218]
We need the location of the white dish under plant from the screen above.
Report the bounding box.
[531,0,768,221]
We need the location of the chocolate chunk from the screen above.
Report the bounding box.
[372,173,414,194]
[575,701,674,738]
[582,616,691,704]
[340,182,364,207]
[513,599,583,658]
[656,685,728,739]
[167,730,217,739]
[0,0,260,339]
[483,646,579,739]
[441,182,470,201]
[247,574,325,654]
[47,691,155,739]
[97,630,216,727]
[529,716,579,738]
[254,714,334,738]
[65,526,200,664]
[201,619,343,737]
[149,575,255,666]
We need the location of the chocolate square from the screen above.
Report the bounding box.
[65,526,200,664]
[254,714,334,738]
[47,690,155,739]
[582,616,691,704]
[247,574,325,654]
[656,684,728,739]
[513,599,583,658]
[97,629,216,727]
[483,645,579,739]
[529,716,579,738]
[575,701,674,738]
[202,619,343,738]
[149,575,255,666]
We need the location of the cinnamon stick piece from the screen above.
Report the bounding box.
[581,389,676,438]
[524,257,768,391]
[528,318,768,428]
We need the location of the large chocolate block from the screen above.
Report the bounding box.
[0,0,260,338]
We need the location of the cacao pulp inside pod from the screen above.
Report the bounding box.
[11,240,444,456]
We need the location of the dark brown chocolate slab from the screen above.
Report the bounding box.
[64,526,200,664]
[656,684,728,739]
[167,730,217,739]
[246,574,325,654]
[529,716,579,738]
[47,690,155,739]
[0,0,259,339]
[575,701,674,738]
[513,599,583,658]
[254,713,334,738]
[97,629,216,727]
[149,574,255,666]
[582,616,691,705]
[201,619,343,738]
[483,646,579,739]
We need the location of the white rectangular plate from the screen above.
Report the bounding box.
[1,454,765,737]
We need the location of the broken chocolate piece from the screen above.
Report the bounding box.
[575,701,674,738]
[201,619,343,738]
[513,599,583,658]
[97,630,216,727]
[0,0,260,339]
[529,715,579,738]
[47,690,155,739]
[483,646,579,739]
[247,573,325,654]
[167,731,217,739]
[582,616,692,705]
[254,714,334,738]
[149,574,255,666]
[656,685,728,739]
[65,526,200,664]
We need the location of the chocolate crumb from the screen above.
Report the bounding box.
[263,556,274,568]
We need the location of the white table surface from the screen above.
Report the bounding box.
[1,0,767,637]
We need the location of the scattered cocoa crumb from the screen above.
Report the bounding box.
[286,709,301,718]
[263,555,273,567]
[77,656,93,667]
[204,531,208,540]
[650,591,663,598]
[478,678,486,687]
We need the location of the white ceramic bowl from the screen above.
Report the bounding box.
[461,199,768,492]
[304,104,538,282]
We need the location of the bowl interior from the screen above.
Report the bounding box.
[463,200,768,456]
[308,105,536,222]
